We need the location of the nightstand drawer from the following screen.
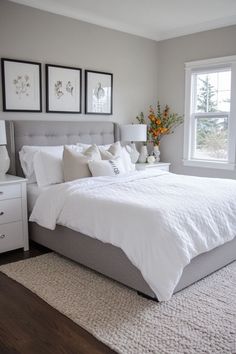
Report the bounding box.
[0,199,22,224]
[0,184,21,201]
[0,221,23,253]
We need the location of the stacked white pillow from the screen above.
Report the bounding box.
[19,145,64,184]
[19,141,135,186]
[19,144,84,187]
[34,150,64,187]
[77,141,135,173]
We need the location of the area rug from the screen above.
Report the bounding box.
[1,253,236,354]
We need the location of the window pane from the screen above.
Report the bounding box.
[194,116,228,161]
[218,91,231,112]
[194,70,231,113]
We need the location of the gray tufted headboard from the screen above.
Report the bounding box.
[6,120,120,177]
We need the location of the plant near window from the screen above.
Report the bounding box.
[136,102,183,162]
[136,102,183,147]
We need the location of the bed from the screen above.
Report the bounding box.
[6,120,236,300]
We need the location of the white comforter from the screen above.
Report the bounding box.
[30,170,236,300]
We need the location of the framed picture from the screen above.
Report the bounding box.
[85,70,113,115]
[46,64,82,113]
[1,58,42,112]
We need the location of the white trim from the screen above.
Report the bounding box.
[184,55,236,170]
[185,55,236,69]
[183,159,235,170]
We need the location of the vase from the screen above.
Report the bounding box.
[138,145,148,163]
[0,145,10,178]
[153,145,160,162]
[129,142,140,163]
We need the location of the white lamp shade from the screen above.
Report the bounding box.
[120,124,147,142]
[0,121,7,145]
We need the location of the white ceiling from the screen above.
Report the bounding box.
[9,0,236,41]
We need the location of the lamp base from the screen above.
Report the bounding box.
[0,145,10,177]
[130,143,140,164]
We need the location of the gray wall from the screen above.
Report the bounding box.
[157,25,236,178]
[1,0,236,179]
[0,0,158,124]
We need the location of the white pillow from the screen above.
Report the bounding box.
[78,141,135,173]
[99,142,135,172]
[19,146,64,183]
[122,146,135,171]
[19,145,83,183]
[63,144,101,182]
[88,157,126,177]
[34,151,64,187]
[99,141,122,160]
[77,142,112,151]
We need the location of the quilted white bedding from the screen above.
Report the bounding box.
[30,170,236,300]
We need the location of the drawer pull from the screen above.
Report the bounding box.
[0,212,4,216]
[0,234,6,239]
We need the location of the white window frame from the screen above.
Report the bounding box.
[183,55,236,170]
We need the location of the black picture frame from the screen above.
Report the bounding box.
[46,64,82,113]
[1,58,42,112]
[85,70,113,115]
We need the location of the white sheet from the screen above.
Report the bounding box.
[29,170,236,301]
[27,184,50,212]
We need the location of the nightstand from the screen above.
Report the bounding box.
[0,175,29,253]
[136,162,171,172]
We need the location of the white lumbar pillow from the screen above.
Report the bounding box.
[88,157,126,177]
[34,151,64,187]
[99,141,135,172]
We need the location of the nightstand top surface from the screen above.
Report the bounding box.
[0,174,27,185]
[136,162,171,167]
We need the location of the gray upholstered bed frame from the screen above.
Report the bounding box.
[6,120,236,299]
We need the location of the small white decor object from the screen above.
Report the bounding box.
[147,155,155,164]
[120,124,147,163]
[138,145,148,163]
[0,121,10,178]
[153,145,160,162]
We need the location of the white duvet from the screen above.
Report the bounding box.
[30,170,236,300]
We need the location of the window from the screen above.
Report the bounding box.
[184,56,236,170]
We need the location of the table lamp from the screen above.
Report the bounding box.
[120,124,147,163]
[0,121,10,178]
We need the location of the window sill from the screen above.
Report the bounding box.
[183,159,235,170]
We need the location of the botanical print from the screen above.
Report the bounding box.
[54,80,74,99]
[47,65,81,113]
[93,82,107,112]
[2,59,41,112]
[94,82,105,100]
[13,74,31,99]
[66,81,74,96]
[86,71,112,115]
[55,80,63,99]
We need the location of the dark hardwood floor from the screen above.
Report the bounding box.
[0,242,116,354]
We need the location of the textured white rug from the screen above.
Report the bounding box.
[1,253,236,354]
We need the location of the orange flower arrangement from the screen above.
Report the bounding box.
[146,102,183,146]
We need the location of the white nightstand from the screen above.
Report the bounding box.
[0,175,29,253]
[136,162,171,172]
